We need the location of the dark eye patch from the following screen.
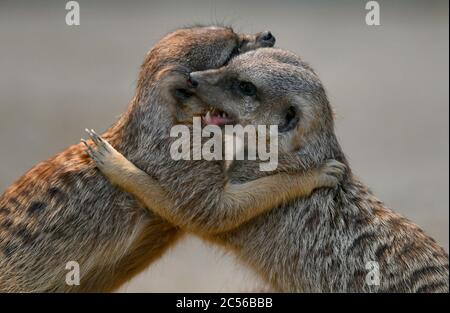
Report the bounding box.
[237,81,257,97]
[279,106,300,132]
[174,88,193,100]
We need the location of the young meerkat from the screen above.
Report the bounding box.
[0,26,279,292]
[88,48,449,292]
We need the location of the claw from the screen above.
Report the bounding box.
[81,139,95,157]
[91,129,101,141]
[85,129,92,140]
[86,129,99,145]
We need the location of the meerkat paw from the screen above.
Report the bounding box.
[81,129,128,176]
[316,159,346,188]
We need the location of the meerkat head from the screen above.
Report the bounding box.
[137,26,276,124]
[144,26,275,71]
[188,48,335,152]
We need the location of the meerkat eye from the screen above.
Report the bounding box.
[238,81,257,96]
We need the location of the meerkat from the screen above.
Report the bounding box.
[0,26,281,292]
[83,63,345,235]
[88,48,449,292]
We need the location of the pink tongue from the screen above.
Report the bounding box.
[202,115,233,126]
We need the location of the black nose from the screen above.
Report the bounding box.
[187,74,198,88]
[261,31,273,41]
[258,31,275,46]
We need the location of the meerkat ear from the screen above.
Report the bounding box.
[156,65,193,102]
[290,95,317,126]
[277,96,302,133]
[278,105,299,133]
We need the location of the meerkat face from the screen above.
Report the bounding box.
[143,26,276,123]
[188,48,334,151]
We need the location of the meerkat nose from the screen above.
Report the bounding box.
[257,31,275,47]
[261,31,273,41]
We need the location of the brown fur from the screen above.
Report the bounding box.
[0,26,273,292]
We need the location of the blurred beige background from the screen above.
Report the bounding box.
[0,0,448,292]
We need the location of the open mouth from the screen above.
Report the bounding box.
[201,107,235,126]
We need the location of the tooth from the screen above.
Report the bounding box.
[205,111,211,121]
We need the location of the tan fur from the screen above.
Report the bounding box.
[84,131,344,235]
[0,26,274,292]
[88,48,448,292]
